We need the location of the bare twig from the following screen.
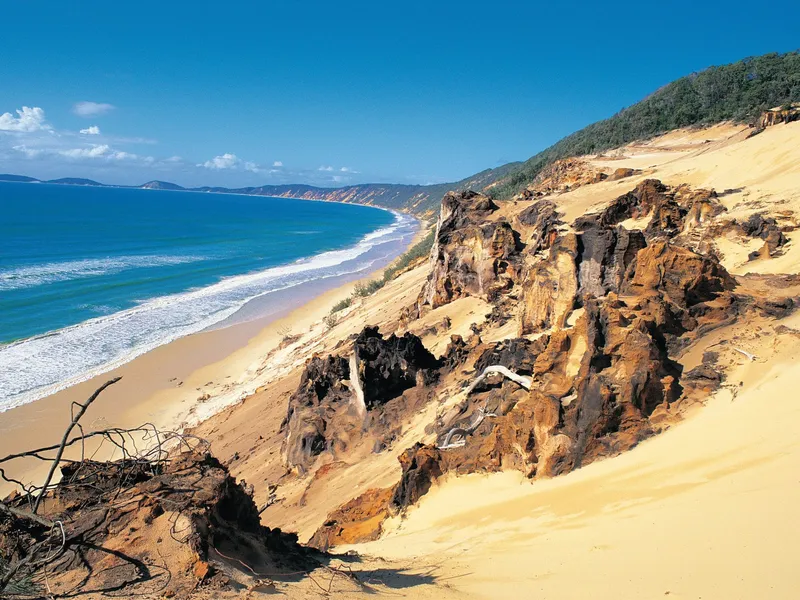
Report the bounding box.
[33,377,122,513]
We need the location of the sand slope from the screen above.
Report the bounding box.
[343,312,800,599]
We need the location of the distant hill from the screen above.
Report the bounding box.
[0,174,39,183]
[139,180,186,191]
[46,177,106,186]
[184,164,519,216]
[489,51,800,199]
[0,165,517,218]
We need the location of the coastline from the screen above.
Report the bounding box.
[0,181,415,411]
[0,216,427,494]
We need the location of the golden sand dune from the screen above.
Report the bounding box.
[343,312,800,598]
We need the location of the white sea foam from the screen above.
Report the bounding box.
[0,254,206,291]
[0,213,417,411]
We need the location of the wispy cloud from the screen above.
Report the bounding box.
[273,160,283,167]
[199,153,267,173]
[12,145,45,158]
[58,144,112,159]
[14,143,143,162]
[79,125,101,135]
[198,153,241,169]
[0,106,52,132]
[73,101,116,117]
[318,165,334,171]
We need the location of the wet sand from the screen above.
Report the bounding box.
[0,225,424,494]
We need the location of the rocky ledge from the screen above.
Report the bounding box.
[300,180,798,549]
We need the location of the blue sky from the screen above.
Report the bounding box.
[0,1,797,188]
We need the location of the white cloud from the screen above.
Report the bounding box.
[318,165,334,171]
[73,101,116,117]
[58,144,111,158]
[12,145,44,157]
[165,155,182,163]
[79,125,101,135]
[244,161,262,173]
[199,153,241,169]
[273,160,283,167]
[0,106,51,132]
[13,143,141,162]
[108,150,139,160]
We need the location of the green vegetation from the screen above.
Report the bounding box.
[330,296,354,313]
[354,279,385,297]
[490,51,800,199]
[382,229,435,282]
[326,228,436,321]
[0,558,41,596]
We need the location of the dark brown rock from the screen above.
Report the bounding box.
[282,328,441,471]
[607,167,641,181]
[354,326,440,409]
[514,199,562,253]
[417,190,522,312]
[391,443,444,510]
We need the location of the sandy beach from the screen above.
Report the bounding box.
[0,222,426,494]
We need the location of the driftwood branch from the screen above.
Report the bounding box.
[33,377,122,514]
[437,365,530,450]
[0,501,55,528]
[438,407,497,450]
[464,365,532,395]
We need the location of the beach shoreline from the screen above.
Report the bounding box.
[0,215,427,494]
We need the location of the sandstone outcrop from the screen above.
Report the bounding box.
[282,327,440,472]
[306,177,798,548]
[740,212,788,258]
[519,157,608,196]
[416,190,522,314]
[608,167,641,181]
[308,487,394,551]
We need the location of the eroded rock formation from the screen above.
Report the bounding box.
[282,327,440,472]
[416,190,522,314]
[305,177,797,548]
[1,451,311,597]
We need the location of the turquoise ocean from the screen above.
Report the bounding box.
[0,181,416,411]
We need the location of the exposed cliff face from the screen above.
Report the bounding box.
[281,327,440,472]
[297,175,798,548]
[757,104,800,128]
[416,191,522,315]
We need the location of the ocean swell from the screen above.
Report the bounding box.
[0,213,417,412]
[0,254,208,291]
